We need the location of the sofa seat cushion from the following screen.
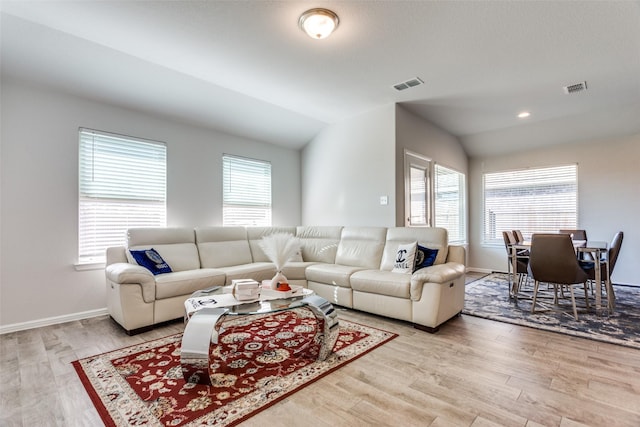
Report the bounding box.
[281,262,319,281]
[305,263,365,288]
[216,262,276,285]
[154,268,226,300]
[350,270,412,299]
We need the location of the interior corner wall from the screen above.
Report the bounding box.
[300,105,396,227]
[394,105,469,228]
[0,77,301,329]
[468,133,640,285]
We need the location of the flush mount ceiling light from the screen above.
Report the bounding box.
[517,111,531,118]
[299,8,339,39]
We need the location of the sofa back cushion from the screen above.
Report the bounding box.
[195,226,253,268]
[380,227,449,271]
[126,227,200,272]
[335,227,387,269]
[246,227,298,262]
[295,226,343,263]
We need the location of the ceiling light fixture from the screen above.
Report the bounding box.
[517,111,531,118]
[299,8,339,39]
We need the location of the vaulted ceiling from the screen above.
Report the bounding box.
[2,1,639,157]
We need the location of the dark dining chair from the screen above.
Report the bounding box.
[512,229,525,243]
[559,229,592,261]
[582,231,623,303]
[502,231,528,296]
[559,229,587,241]
[527,233,590,320]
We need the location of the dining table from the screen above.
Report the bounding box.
[509,239,614,315]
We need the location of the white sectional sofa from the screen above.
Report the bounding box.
[105,226,466,334]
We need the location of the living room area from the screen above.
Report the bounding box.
[2,2,640,426]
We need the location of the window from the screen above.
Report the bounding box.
[78,129,167,264]
[222,154,272,226]
[434,164,466,244]
[404,151,431,226]
[403,151,468,242]
[409,165,428,226]
[483,164,577,245]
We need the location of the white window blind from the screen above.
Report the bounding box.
[483,164,577,245]
[222,154,272,226]
[78,128,166,263]
[434,164,466,244]
[409,165,428,226]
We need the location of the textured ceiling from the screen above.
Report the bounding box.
[2,1,640,157]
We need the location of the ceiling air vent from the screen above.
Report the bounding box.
[563,81,587,94]
[393,77,424,91]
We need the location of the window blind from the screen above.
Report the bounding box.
[222,154,272,226]
[483,164,577,244]
[78,129,167,263]
[434,164,466,244]
[409,166,428,225]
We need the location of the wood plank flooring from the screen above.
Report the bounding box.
[2,302,640,426]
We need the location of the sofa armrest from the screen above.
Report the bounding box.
[106,262,156,303]
[106,246,128,266]
[410,262,465,300]
[446,245,466,265]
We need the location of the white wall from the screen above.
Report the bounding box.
[0,78,302,329]
[468,133,640,285]
[301,105,396,226]
[394,105,469,228]
[4,75,636,332]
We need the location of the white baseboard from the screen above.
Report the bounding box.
[0,308,109,335]
[465,267,493,274]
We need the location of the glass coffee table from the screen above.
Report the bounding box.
[181,292,339,385]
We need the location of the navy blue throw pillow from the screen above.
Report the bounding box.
[414,245,438,272]
[579,260,595,271]
[129,248,172,275]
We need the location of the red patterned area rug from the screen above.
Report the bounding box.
[73,309,397,426]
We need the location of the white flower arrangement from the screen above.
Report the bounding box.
[258,233,300,290]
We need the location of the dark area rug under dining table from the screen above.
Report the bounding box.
[463,272,640,349]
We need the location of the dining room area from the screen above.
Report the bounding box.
[502,229,624,320]
[463,226,639,351]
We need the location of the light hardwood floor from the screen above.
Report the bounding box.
[2,301,640,426]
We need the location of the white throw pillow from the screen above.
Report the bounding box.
[391,241,417,273]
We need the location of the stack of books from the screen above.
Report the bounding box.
[231,279,260,301]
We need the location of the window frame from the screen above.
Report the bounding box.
[77,128,167,266]
[434,163,467,244]
[222,154,272,227]
[404,150,432,227]
[482,164,578,246]
[403,150,468,244]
